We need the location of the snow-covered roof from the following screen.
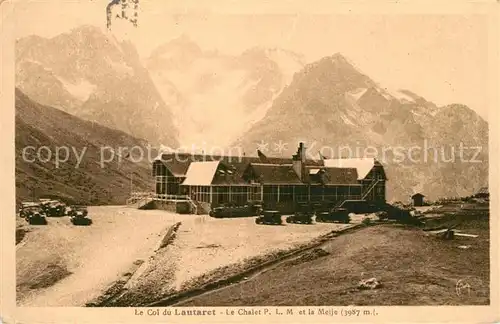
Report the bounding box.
[181,161,220,186]
[322,158,376,180]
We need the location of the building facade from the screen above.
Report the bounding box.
[152,143,387,210]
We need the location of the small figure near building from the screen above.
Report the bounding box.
[411,193,425,207]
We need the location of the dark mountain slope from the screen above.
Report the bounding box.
[15,88,154,205]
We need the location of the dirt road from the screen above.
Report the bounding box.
[17,206,177,306]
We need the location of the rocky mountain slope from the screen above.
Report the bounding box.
[234,54,489,201]
[146,35,305,147]
[16,25,178,147]
[15,89,154,205]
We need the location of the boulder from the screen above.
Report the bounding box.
[357,277,382,290]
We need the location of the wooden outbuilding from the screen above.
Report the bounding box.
[411,193,425,206]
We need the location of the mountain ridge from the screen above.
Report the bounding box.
[146,35,306,147]
[233,54,488,202]
[15,88,154,205]
[16,24,179,148]
[15,26,488,202]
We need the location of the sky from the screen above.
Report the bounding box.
[11,0,494,120]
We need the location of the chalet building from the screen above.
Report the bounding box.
[151,143,387,213]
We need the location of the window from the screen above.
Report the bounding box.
[155,176,166,195]
[293,186,308,202]
[263,185,279,203]
[250,185,262,201]
[310,186,323,201]
[279,185,293,202]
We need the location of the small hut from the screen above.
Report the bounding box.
[411,193,425,207]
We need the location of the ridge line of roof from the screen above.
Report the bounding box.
[250,163,294,166]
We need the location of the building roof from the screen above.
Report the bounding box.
[247,163,302,184]
[322,158,376,180]
[321,167,359,185]
[182,161,220,186]
[155,153,322,178]
[411,193,425,198]
[154,152,384,186]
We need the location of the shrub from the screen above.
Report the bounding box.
[362,217,372,225]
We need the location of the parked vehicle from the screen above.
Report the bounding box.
[255,210,283,225]
[19,202,41,218]
[41,200,66,216]
[315,207,351,224]
[286,202,314,224]
[22,205,48,225]
[209,201,263,218]
[68,205,92,226]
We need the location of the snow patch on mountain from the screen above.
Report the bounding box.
[386,88,416,103]
[341,114,357,126]
[264,48,305,84]
[347,88,368,101]
[147,39,305,148]
[169,69,262,147]
[374,87,394,101]
[58,78,97,102]
[104,56,134,76]
[411,110,425,117]
[23,58,44,66]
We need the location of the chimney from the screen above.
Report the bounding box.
[292,142,306,182]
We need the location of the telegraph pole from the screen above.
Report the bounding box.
[130,172,133,195]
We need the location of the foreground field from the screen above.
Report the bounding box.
[178,205,490,306]
[17,202,489,306]
[94,213,352,306]
[17,206,349,306]
[16,206,178,306]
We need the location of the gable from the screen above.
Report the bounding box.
[322,158,376,180]
[246,163,302,184]
[182,161,220,186]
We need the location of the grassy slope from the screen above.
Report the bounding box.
[180,210,489,306]
[15,88,154,205]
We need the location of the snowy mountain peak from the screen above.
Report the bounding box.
[146,40,306,147]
